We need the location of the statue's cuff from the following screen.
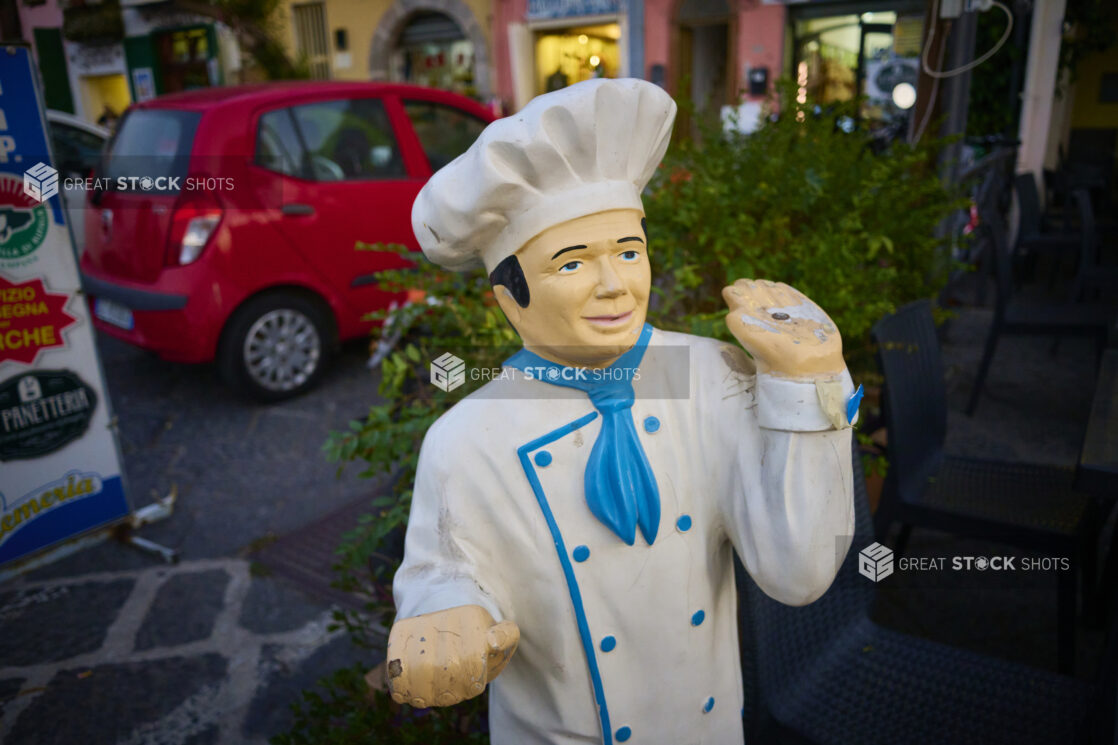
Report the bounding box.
[396,584,504,623]
[755,369,857,432]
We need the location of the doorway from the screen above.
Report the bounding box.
[155,27,214,92]
[673,0,734,139]
[391,12,475,95]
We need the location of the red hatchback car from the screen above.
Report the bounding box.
[80,82,494,400]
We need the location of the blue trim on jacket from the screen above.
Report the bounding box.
[517,410,613,745]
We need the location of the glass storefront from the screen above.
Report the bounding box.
[533,23,620,95]
[399,39,475,93]
[155,26,214,92]
[792,9,923,136]
[392,12,476,96]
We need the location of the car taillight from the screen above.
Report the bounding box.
[166,193,223,266]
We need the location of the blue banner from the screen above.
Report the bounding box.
[0,44,132,570]
[0,475,128,565]
[0,46,65,227]
[527,0,620,20]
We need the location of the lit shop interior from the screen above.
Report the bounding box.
[533,23,621,95]
[790,7,925,133]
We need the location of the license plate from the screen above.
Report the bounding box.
[94,298,134,330]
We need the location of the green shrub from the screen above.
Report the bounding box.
[272,664,488,745]
[645,81,963,376]
[277,81,961,744]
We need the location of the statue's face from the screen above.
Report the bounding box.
[495,208,650,368]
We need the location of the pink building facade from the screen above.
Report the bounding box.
[491,0,928,142]
[491,0,786,114]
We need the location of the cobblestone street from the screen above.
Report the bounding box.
[0,559,357,744]
[0,335,386,744]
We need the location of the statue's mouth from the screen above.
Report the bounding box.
[582,311,633,327]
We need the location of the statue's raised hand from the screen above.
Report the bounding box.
[722,279,845,379]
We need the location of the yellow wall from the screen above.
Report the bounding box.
[80,74,131,122]
[1069,38,1118,129]
[323,0,381,80]
[465,0,492,44]
[281,0,493,81]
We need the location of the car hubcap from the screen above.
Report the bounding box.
[243,309,321,392]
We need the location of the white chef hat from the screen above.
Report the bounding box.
[411,78,677,273]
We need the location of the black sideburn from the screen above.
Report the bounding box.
[489,254,530,308]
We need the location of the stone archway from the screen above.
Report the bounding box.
[369,0,491,99]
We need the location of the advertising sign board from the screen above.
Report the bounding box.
[0,44,131,568]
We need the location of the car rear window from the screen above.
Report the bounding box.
[403,100,488,172]
[102,109,201,193]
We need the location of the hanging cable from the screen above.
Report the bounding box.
[910,0,944,144]
[922,0,1014,79]
[910,0,1014,143]
[911,75,940,144]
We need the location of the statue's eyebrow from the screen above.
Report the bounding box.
[617,236,644,244]
[551,245,588,260]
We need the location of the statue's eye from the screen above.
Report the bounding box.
[558,260,582,274]
[620,250,640,261]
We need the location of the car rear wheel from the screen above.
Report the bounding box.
[218,293,333,401]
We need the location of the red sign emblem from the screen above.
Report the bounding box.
[0,275,77,365]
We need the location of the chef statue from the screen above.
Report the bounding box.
[386,78,860,744]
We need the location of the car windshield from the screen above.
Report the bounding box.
[101,109,201,193]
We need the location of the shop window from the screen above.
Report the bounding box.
[533,23,620,96]
[403,100,489,172]
[288,99,405,182]
[792,10,923,136]
[156,27,212,93]
[393,12,475,95]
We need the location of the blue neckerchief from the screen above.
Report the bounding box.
[505,324,660,546]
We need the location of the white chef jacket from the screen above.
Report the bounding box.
[393,327,856,745]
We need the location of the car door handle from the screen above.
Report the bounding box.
[281,203,315,216]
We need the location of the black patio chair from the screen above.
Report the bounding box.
[942,148,1015,308]
[1016,172,1077,247]
[737,436,1116,745]
[1068,188,1118,304]
[1012,173,1080,285]
[872,299,1101,674]
[965,207,1113,416]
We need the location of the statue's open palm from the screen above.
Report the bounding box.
[722,279,845,378]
